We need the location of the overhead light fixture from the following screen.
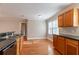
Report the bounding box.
[38,15,42,18]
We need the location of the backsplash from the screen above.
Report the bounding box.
[59,27,79,34]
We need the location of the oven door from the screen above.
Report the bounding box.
[3,42,16,55]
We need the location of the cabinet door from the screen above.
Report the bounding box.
[66,39,78,55]
[53,35,58,48]
[58,14,64,27]
[54,49,61,55]
[57,36,66,54]
[64,9,73,27]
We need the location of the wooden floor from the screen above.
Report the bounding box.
[20,39,58,55]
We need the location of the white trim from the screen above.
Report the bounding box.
[47,37,53,42]
[27,37,46,40]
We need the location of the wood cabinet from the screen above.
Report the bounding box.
[53,35,61,55]
[57,36,66,54]
[58,9,79,27]
[53,34,79,55]
[53,35,58,49]
[53,35,66,54]
[54,49,61,55]
[58,14,64,27]
[66,39,78,55]
[64,9,73,27]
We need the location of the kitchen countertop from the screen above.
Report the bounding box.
[53,33,79,40]
[0,36,16,51]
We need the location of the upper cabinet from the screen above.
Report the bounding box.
[58,8,79,27]
[58,14,64,27]
[64,9,73,27]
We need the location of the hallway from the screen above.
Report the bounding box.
[20,39,54,55]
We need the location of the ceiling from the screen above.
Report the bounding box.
[0,3,71,20]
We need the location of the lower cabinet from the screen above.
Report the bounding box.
[53,35,58,49]
[53,48,61,55]
[53,35,79,55]
[53,35,66,55]
[66,39,78,55]
[57,36,66,54]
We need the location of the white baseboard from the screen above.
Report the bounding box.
[27,37,46,40]
[47,37,53,42]
[47,37,51,40]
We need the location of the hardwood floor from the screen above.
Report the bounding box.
[21,40,52,55]
[19,39,60,55]
[0,38,60,55]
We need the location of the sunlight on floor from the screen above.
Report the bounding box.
[20,39,54,55]
[48,45,53,55]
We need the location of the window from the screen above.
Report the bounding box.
[48,19,59,35]
[48,21,53,34]
[52,19,59,34]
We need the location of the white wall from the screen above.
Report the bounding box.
[0,17,23,34]
[46,13,59,40]
[0,17,47,40]
[46,3,79,36]
[27,20,46,40]
[58,3,79,34]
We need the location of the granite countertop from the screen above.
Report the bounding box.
[0,37,16,51]
[53,33,79,40]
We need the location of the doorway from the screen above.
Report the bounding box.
[21,23,27,36]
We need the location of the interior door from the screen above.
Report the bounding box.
[21,23,27,36]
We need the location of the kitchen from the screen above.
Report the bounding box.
[47,3,79,55]
[0,3,79,55]
[0,0,78,59]
[0,32,16,55]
